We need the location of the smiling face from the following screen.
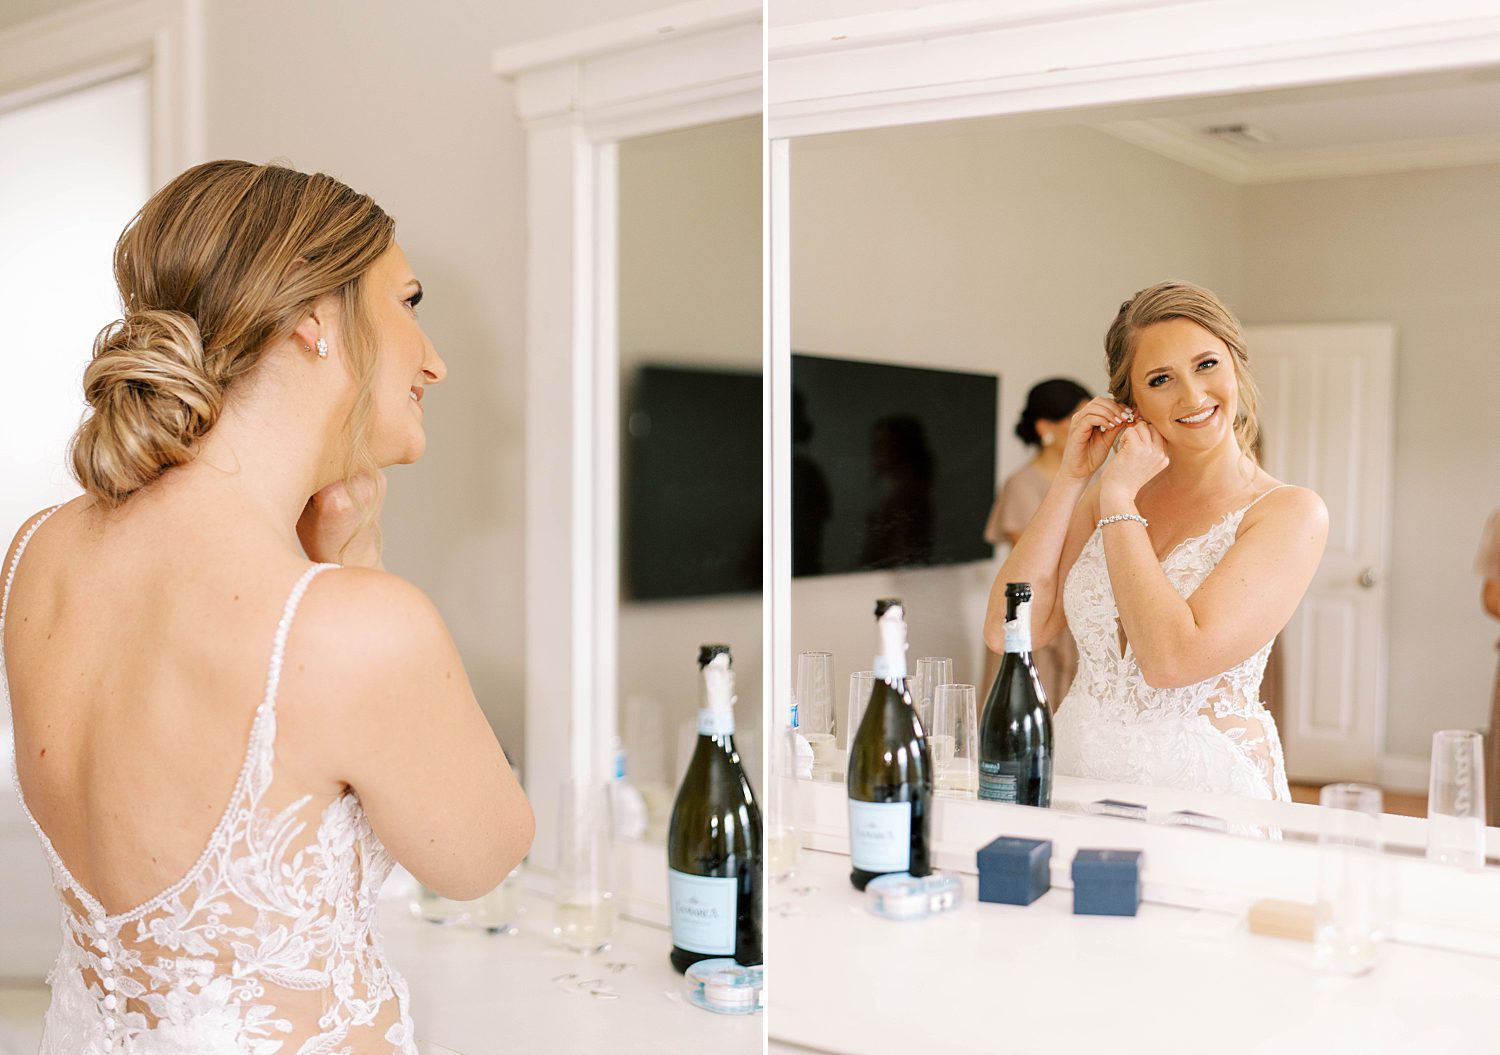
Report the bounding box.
[361,241,445,466]
[1127,317,1238,453]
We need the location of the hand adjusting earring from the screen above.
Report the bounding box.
[315,338,328,359]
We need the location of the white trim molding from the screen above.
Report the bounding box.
[768,0,1500,139]
[494,0,760,883]
[0,0,204,189]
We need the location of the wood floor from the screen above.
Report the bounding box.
[1290,782,1427,818]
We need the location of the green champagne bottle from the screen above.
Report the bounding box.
[846,599,932,891]
[667,644,763,972]
[978,582,1053,807]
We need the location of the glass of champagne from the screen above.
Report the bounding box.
[913,657,953,730]
[1427,729,1487,869]
[931,683,978,799]
[554,779,618,954]
[1314,783,1385,975]
[796,651,837,777]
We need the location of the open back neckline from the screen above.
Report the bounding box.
[1,504,336,926]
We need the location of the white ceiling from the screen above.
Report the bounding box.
[1094,65,1500,183]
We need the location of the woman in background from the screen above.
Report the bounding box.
[1477,507,1500,824]
[2,161,533,1054]
[983,378,1091,704]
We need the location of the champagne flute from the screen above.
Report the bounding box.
[1314,783,1385,975]
[931,684,978,798]
[913,657,953,730]
[1427,729,1486,868]
[795,651,837,774]
[554,779,618,954]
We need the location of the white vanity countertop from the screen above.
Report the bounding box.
[379,889,761,1055]
[769,849,1500,1055]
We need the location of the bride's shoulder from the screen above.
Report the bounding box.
[1242,478,1328,538]
[292,567,450,671]
[275,566,468,754]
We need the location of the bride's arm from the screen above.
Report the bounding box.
[1100,424,1328,689]
[283,569,535,900]
[985,396,1134,653]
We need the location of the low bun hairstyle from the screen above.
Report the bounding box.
[1103,281,1261,459]
[70,160,395,506]
[1015,378,1091,447]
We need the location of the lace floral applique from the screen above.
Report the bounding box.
[1053,502,1292,802]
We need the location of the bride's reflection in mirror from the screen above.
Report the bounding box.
[789,68,1500,833]
[988,281,1327,802]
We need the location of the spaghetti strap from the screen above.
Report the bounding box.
[261,562,339,720]
[1242,483,1292,516]
[1,505,65,639]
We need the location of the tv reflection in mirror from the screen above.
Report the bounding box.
[793,353,998,577]
[624,364,761,601]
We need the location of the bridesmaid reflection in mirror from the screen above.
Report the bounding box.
[983,378,1092,705]
[1476,506,1500,823]
[986,281,1329,801]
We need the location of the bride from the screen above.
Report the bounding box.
[986,281,1328,801]
[2,161,533,1053]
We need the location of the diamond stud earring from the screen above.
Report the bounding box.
[316,338,328,359]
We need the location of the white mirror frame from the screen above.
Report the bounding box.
[767,0,1500,928]
[494,0,761,893]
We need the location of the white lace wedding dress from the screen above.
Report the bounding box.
[1052,490,1292,801]
[2,507,417,1055]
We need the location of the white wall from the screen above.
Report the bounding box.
[1237,164,1500,758]
[617,117,763,795]
[198,0,673,776]
[790,121,1243,731]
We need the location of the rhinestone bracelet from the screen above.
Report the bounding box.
[1097,513,1149,530]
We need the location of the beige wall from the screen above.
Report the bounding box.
[200,0,672,775]
[790,122,1243,725]
[617,117,764,794]
[1237,164,1500,757]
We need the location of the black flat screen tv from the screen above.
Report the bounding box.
[623,364,762,601]
[792,353,997,578]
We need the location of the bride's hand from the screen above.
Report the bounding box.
[297,471,387,568]
[1100,421,1169,503]
[1060,396,1135,481]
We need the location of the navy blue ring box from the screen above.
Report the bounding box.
[976,836,1052,906]
[1071,848,1143,916]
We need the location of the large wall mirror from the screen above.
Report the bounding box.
[617,116,764,839]
[771,7,1500,857]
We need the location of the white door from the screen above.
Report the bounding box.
[1248,324,1395,784]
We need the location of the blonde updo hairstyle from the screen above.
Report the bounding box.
[1103,280,1260,461]
[70,160,395,514]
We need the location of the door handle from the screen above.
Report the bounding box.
[1359,567,1380,589]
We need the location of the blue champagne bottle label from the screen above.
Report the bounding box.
[979,759,1026,804]
[668,869,738,955]
[847,799,912,873]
